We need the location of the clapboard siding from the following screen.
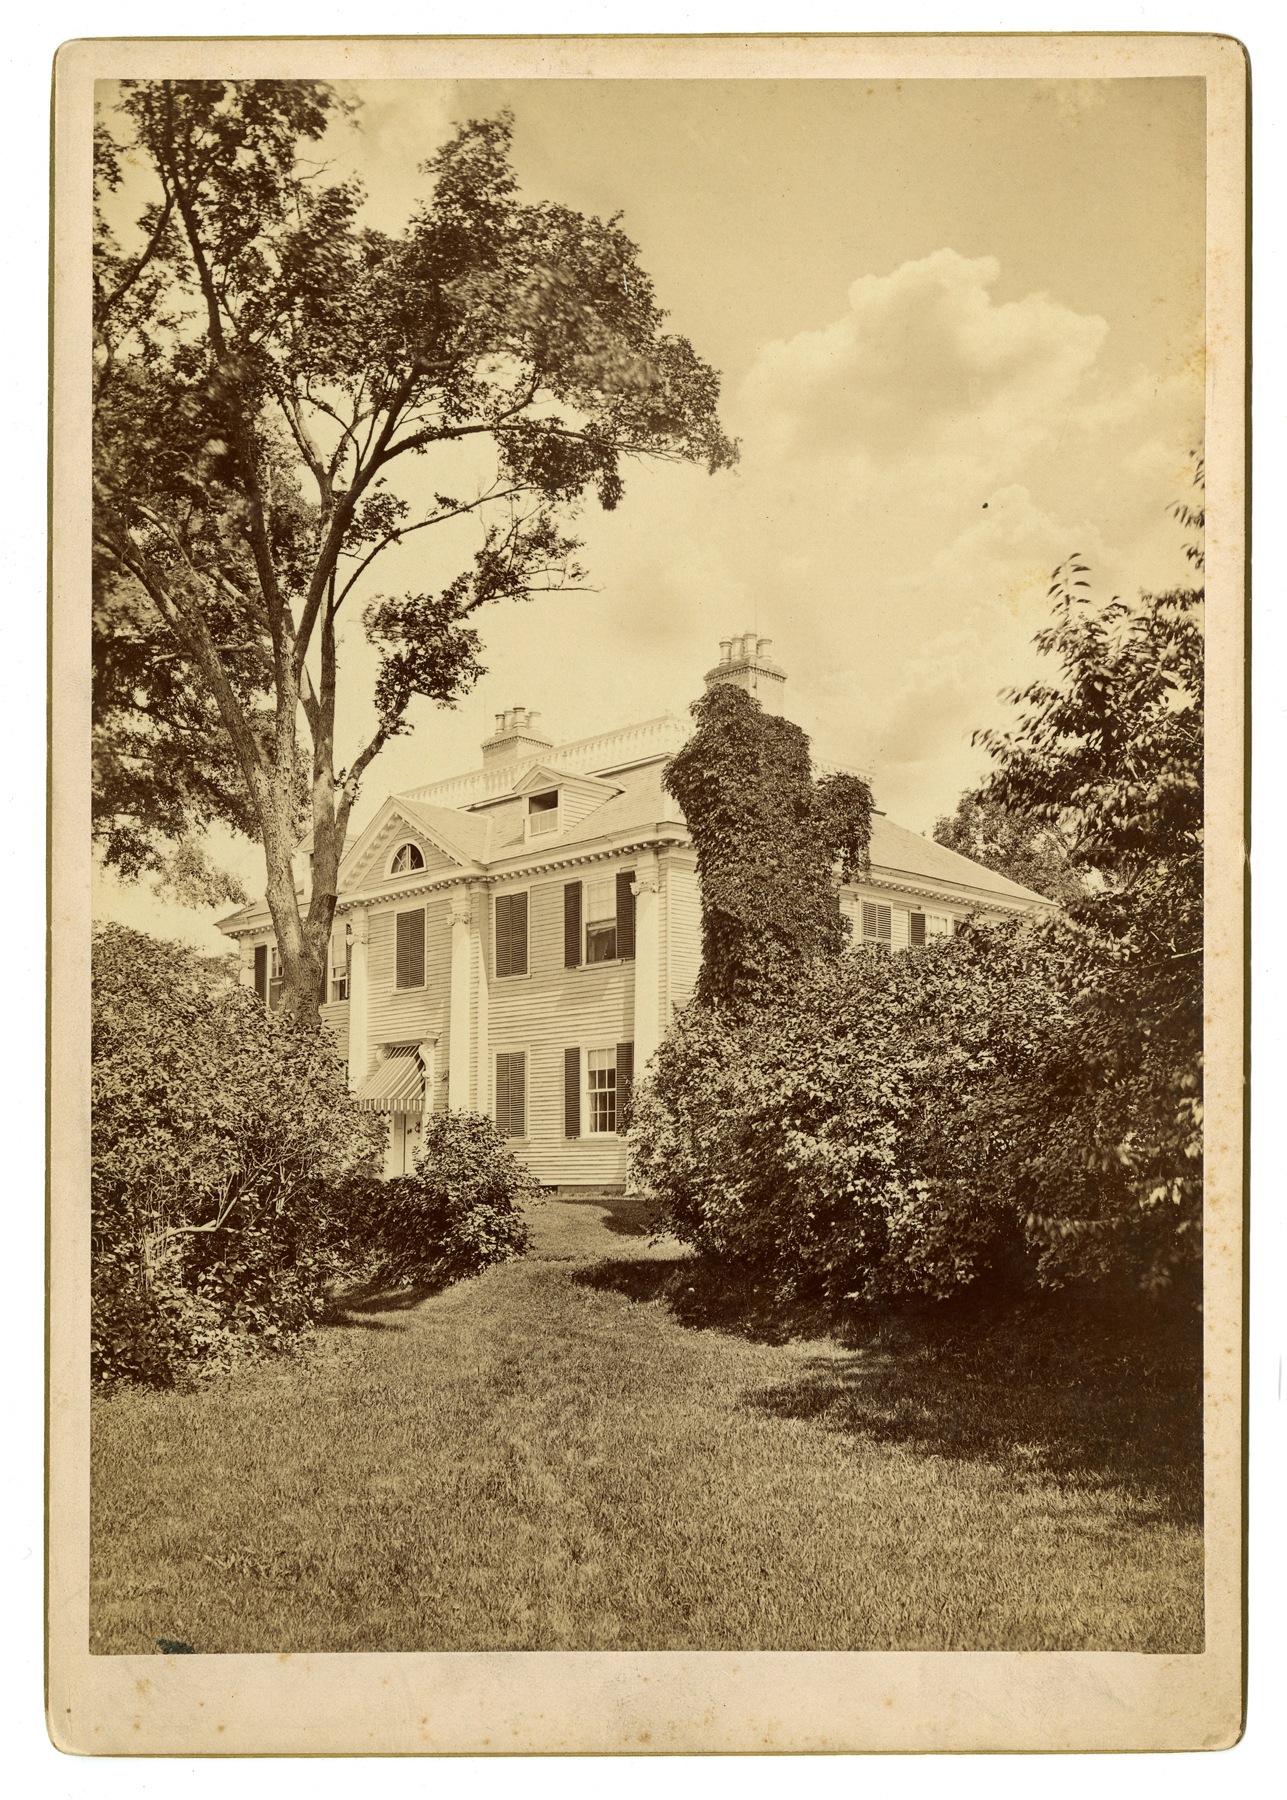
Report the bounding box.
[366,897,452,1086]
[664,848,702,1027]
[319,1000,350,1059]
[488,870,633,1183]
[557,783,613,830]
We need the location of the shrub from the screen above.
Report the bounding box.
[339,1111,535,1291]
[631,914,1199,1308]
[92,923,387,1388]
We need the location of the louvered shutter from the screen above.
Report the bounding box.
[564,1046,581,1136]
[616,1040,634,1130]
[564,882,583,967]
[396,909,425,988]
[509,1052,526,1137]
[616,870,636,960]
[495,896,512,979]
[510,892,528,977]
[910,912,926,947]
[862,901,877,939]
[495,1053,512,1136]
[254,944,267,1001]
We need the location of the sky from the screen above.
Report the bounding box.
[93,75,1205,951]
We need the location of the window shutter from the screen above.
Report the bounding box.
[910,912,926,948]
[510,892,528,977]
[495,896,512,979]
[495,1053,512,1136]
[616,1040,634,1130]
[862,901,877,938]
[509,1052,526,1138]
[254,944,267,1001]
[564,1046,581,1136]
[564,882,583,967]
[877,904,892,941]
[616,870,636,960]
[396,909,425,988]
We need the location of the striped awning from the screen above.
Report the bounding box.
[356,1047,425,1113]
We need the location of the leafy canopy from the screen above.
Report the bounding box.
[933,791,1086,907]
[93,82,736,1019]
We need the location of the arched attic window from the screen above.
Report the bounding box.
[391,842,425,875]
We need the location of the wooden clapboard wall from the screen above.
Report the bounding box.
[487,865,634,1184]
[318,1000,350,1059]
[366,894,452,1111]
[662,847,702,1034]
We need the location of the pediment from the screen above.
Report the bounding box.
[508,762,623,800]
[339,799,480,894]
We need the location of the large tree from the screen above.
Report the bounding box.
[932,791,1086,906]
[93,81,737,1023]
[971,486,1205,1288]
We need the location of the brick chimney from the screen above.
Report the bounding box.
[703,632,787,714]
[481,705,555,766]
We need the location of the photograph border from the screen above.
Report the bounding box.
[49,30,1247,1756]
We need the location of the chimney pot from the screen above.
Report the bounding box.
[718,638,733,665]
[757,636,773,659]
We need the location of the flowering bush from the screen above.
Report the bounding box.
[631,914,1199,1306]
[340,1111,534,1290]
[92,924,387,1387]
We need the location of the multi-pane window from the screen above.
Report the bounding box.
[495,1051,527,1138]
[330,927,351,1002]
[395,908,425,988]
[861,901,892,954]
[391,843,425,874]
[585,878,617,963]
[587,1048,617,1133]
[527,791,559,837]
[494,892,529,978]
[269,947,284,1010]
[564,874,635,968]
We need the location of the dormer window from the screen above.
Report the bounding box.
[526,791,559,839]
[391,842,425,875]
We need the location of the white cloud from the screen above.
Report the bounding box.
[739,249,1107,464]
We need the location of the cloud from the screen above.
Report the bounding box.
[738,249,1107,462]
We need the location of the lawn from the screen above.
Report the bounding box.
[90,1195,1203,1654]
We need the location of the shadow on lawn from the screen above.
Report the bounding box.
[577,1255,1203,1524]
[748,1331,1202,1523]
[322,1282,447,1330]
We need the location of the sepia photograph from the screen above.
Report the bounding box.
[49,31,1246,1756]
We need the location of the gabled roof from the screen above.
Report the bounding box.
[481,761,675,863]
[869,814,1047,903]
[504,762,623,802]
[215,898,263,932]
[339,793,491,889]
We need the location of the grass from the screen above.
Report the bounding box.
[90,1195,1203,1654]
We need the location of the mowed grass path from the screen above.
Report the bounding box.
[91,1198,1203,1654]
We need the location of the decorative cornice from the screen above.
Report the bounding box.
[853,871,1048,914]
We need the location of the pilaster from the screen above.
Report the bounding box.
[346,908,370,1089]
[473,881,489,1118]
[448,883,472,1108]
[631,850,662,1074]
